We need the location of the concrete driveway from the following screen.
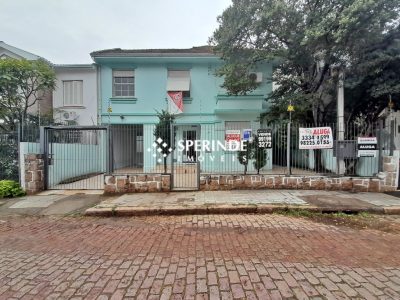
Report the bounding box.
[0,193,106,216]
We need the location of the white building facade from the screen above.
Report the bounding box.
[53,65,98,125]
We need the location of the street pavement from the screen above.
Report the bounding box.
[0,214,400,299]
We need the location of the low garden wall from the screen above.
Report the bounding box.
[104,174,171,194]
[200,156,399,192]
[102,155,398,193]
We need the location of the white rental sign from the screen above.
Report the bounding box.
[357,137,377,157]
[299,127,333,149]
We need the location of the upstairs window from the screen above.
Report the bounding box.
[63,80,83,106]
[113,70,135,97]
[167,70,190,98]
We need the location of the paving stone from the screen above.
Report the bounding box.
[0,215,399,299]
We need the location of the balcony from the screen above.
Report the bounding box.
[214,94,266,114]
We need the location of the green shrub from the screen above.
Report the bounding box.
[0,180,25,198]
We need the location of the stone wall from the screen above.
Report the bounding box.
[200,155,399,192]
[24,154,44,195]
[104,174,171,194]
[103,156,398,194]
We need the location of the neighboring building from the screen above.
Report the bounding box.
[91,46,273,173]
[53,64,98,125]
[0,41,53,116]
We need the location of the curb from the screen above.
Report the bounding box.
[84,204,394,217]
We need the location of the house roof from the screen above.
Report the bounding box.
[90,45,216,58]
[54,64,95,69]
[0,41,44,60]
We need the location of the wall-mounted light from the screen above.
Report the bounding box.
[120,115,125,120]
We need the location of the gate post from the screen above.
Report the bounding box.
[170,122,174,191]
[42,127,49,190]
[378,120,384,172]
[287,122,291,175]
[106,125,113,174]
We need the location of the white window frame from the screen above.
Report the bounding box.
[167,70,191,97]
[113,70,135,98]
[63,80,83,107]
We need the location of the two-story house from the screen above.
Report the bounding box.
[91,46,273,175]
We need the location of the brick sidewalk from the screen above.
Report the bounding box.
[0,215,400,299]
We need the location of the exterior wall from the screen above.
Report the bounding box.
[199,175,394,192]
[104,155,398,194]
[97,58,272,125]
[104,174,171,193]
[95,55,273,174]
[24,154,44,195]
[53,66,98,125]
[199,155,399,192]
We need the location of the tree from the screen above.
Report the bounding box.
[345,29,400,124]
[153,110,175,174]
[210,0,400,125]
[252,135,267,174]
[0,58,56,131]
[237,140,252,174]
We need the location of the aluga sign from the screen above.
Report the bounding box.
[299,127,334,149]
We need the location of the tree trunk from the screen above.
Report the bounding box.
[244,164,247,175]
[163,156,167,174]
[314,149,330,173]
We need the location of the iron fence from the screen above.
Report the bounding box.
[109,121,390,177]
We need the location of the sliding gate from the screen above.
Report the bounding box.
[44,126,108,190]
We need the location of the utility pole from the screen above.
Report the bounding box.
[337,69,345,175]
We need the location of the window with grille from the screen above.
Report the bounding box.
[63,80,83,106]
[113,70,135,97]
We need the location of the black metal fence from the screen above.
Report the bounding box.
[109,121,390,178]
[0,120,393,190]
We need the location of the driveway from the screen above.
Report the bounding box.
[0,193,106,216]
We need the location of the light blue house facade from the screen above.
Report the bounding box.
[91,47,273,174]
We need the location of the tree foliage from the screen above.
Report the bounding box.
[0,58,56,131]
[237,135,268,174]
[211,0,400,124]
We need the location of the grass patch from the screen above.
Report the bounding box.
[273,208,400,233]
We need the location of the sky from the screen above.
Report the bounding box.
[0,0,231,64]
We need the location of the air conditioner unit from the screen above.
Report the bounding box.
[249,72,263,83]
[63,111,78,120]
